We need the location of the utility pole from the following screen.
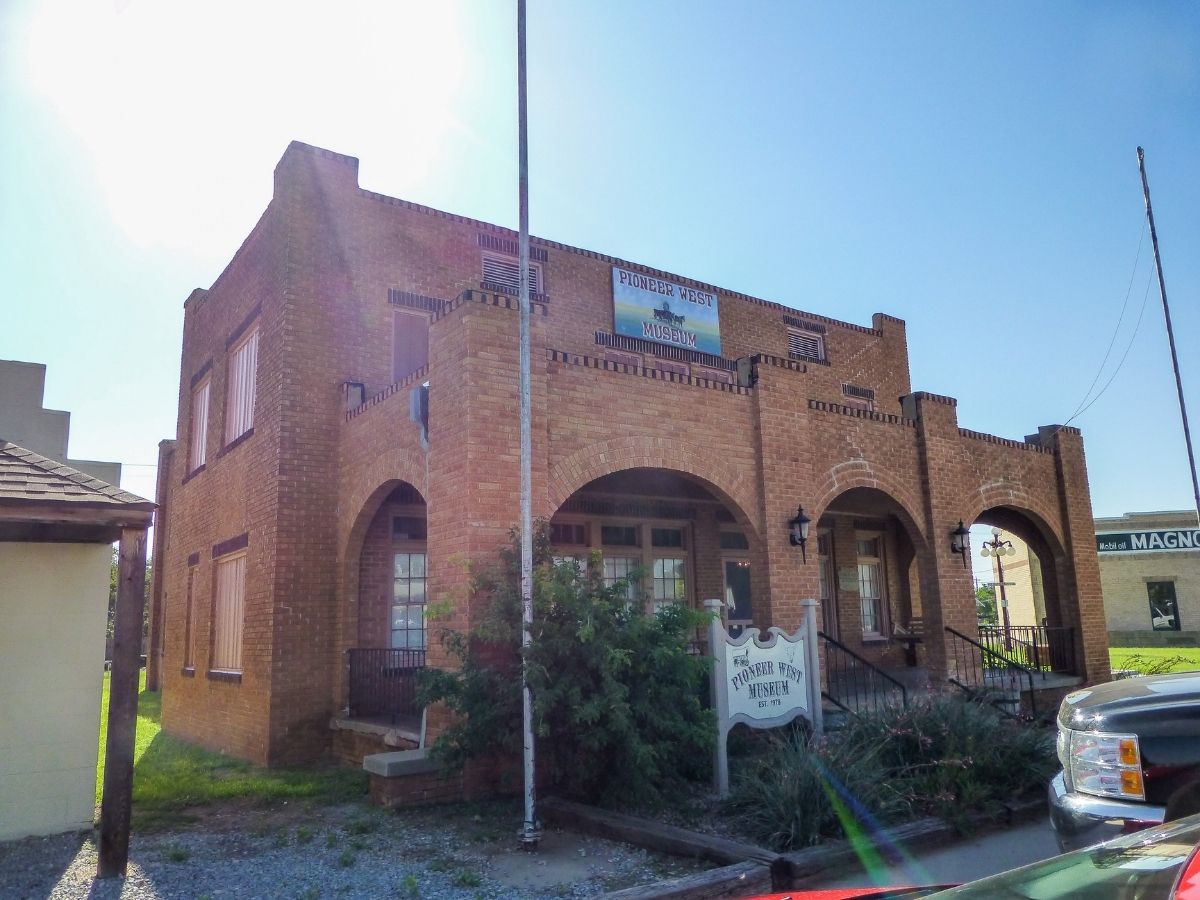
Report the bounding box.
[1138,147,1200,529]
[516,0,540,850]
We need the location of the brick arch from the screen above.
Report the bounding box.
[961,484,1066,558]
[547,436,760,538]
[337,451,429,564]
[811,462,929,552]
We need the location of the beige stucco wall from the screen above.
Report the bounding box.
[0,542,111,841]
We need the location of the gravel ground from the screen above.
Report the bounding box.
[0,801,707,899]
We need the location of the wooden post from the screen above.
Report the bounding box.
[98,526,148,878]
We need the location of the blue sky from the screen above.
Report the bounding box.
[1,1,1197,533]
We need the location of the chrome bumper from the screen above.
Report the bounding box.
[1048,771,1167,852]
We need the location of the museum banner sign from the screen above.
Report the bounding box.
[611,266,721,355]
[1096,528,1200,554]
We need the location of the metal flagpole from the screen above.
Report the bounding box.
[517,0,540,849]
[1138,147,1200,529]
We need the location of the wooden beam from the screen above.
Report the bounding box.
[97,527,148,878]
[0,500,153,529]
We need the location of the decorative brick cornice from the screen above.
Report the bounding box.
[432,289,549,324]
[910,391,957,407]
[958,428,1053,454]
[548,349,749,395]
[807,398,915,427]
[355,188,881,335]
[345,365,430,421]
[755,354,807,373]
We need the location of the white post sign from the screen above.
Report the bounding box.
[707,598,823,797]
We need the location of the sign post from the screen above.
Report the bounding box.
[706,598,823,798]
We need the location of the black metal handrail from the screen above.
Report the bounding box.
[945,626,1036,719]
[347,648,426,722]
[818,631,907,717]
[977,625,1076,675]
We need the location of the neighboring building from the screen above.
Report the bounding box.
[148,141,1109,782]
[1097,510,1200,647]
[0,441,153,841]
[981,531,1046,629]
[0,359,122,486]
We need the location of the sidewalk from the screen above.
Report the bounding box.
[813,818,1059,890]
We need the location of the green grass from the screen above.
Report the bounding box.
[1109,647,1200,674]
[97,672,368,828]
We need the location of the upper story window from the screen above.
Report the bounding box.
[393,311,430,383]
[787,327,825,362]
[481,252,542,297]
[225,326,259,444]
[189,377,210,471]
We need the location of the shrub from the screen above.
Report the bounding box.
[726,696,1057,850]
[419,521,714,807]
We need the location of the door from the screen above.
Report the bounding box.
[723,559,753,638]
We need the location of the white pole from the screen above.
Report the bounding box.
[516,0,539,849]
[704,598,729,797]
[801,598,823,737]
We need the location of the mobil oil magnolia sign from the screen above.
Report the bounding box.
[612,266,721,355]
[1097,528,1200,554]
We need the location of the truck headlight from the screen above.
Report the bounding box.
[1064,730,1144,801]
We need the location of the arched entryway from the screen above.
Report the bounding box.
[969,505,1077,676]
[813,486,932,673]
[337,479,428,729]
[548,468,763,635]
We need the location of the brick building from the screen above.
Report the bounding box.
[149,141,1110,776]
[1096,510,1200,647]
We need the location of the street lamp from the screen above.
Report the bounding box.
[980,527,1016,651]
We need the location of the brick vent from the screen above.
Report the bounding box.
[783,315,828,334]
[593,331,735,370]
[842,383,876,400]
[477,232,548,262]
[387,289,444,313]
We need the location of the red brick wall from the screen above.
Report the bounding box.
[151,140,1109,773]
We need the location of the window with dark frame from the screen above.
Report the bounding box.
[1148,581,1181,631]
[225,326,259,444]
[393,310,430,383]
[211,552,246,673]
[189,377,210,471]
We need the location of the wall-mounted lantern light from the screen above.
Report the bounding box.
[788,505,812,562]
[950,520,970,567]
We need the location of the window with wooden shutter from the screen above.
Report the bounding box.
[481,252,542,296]
[393,311,430,382]
[189,378,210,470]
[225,327,259,444]
[211,552,246,672]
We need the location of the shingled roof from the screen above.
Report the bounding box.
[0,440,154,541]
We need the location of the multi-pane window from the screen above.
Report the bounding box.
[481,253,543,296]
[211,553,246,672]
[189,378,210,471]
[601,525,640,547]
[550,522,587,547]
[392,552,427,649]
[603,556,640,602]
[225,327,259,443]
[651,557,686,612]
[856,535,884,638]
[787,328,825,362]
[817,531,837,637]
[1148,581,1180,631]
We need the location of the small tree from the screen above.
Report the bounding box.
[975,584,998,626]
[419,522,714,807]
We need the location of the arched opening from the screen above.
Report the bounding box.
[968,506,1075,675]
[339,480,427,729]
[549,467,762,635]
[815,486,931,672]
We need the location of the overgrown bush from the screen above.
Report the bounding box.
[726,696,1056,850]
[418,522,714,808]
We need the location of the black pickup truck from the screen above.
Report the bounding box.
[1049,670,1200,851]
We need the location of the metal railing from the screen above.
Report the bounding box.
[818,631,908,717]
[977,625,1076,675]
[945,626,1036,719]
[346,648,426,722]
